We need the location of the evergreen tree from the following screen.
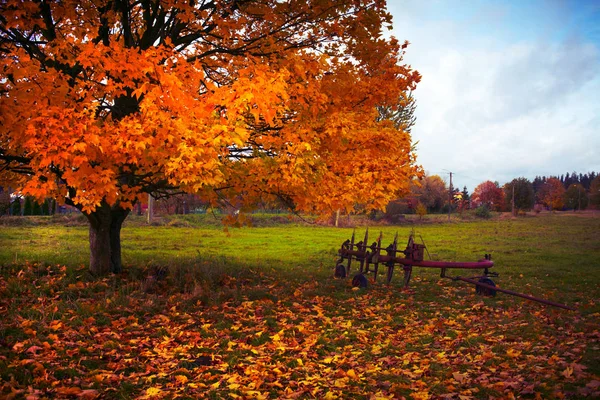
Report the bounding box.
[23,196,33,216]
[564,184,588,210]
[532,176,545,201]
[563,172,572,188]
[590,176,600,209]
[504,178,535,211]
[32,200,42,215]
[580,173,590,190]
[42,200,50,215]
[11,199,21,216]
[461,186,470,201]
[570,171,579,185]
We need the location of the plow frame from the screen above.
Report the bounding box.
[334,229,575,311]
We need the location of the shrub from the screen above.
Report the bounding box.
[475,205,491,219]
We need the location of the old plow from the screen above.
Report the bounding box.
[334,229,575,311]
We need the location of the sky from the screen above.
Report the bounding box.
[386,0,600,192]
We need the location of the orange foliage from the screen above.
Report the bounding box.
[538,178,565,210]
[0,0,422,216]
[472,181,505,211]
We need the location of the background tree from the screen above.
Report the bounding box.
[415,202,427,219]
[538,178,565,210]
[461,186,470,202]
[588,176,600,209]
[414,174,447,213]
[0,187,10,215]
[472,181,505,211]
[154,193,208,215]
[0,0,421,275]
[376,90,417,133]
[32,199,42,215]
[564,184,588,211]
[532,176,546,198]
[23,196,33,216]
[504,177,534,212]
[10,197,21,216]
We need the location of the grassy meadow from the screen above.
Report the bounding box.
[0,212,599,399]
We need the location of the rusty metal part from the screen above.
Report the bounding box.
[451,276,576,311]
[335,231,575,311]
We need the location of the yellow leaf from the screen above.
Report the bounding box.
[146,387,162,396]
[506,348,521,358]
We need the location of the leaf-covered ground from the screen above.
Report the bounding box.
[1,261,598,399]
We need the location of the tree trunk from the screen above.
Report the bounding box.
[109,207,129,274]
[85,200,130,275]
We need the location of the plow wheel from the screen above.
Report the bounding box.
[476,277,497,297]
[334,263,347,279]
[352,274,368,289]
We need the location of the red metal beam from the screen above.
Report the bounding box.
[453,276,576,311]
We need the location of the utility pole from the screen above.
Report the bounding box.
[147,194,154,224]
[448,171,453,222]
[512,185,515,216]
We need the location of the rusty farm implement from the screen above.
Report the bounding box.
[334,229,575,311]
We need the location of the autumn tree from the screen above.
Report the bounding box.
[413,174,446,213]
[472,181,504,212]
[504,177,534,212]
[538,178,565,210]
[0,1,421,275]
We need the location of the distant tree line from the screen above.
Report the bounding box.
[385,170,600,219]
[0,192,56,216]
[4,170,599,218]
[532,172,598,193]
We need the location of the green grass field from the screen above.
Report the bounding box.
[0,212,599,399]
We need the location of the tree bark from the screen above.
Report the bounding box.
[109,207,129,273]
[85,200,130,275]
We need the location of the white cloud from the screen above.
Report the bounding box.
[386,1,600,191]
